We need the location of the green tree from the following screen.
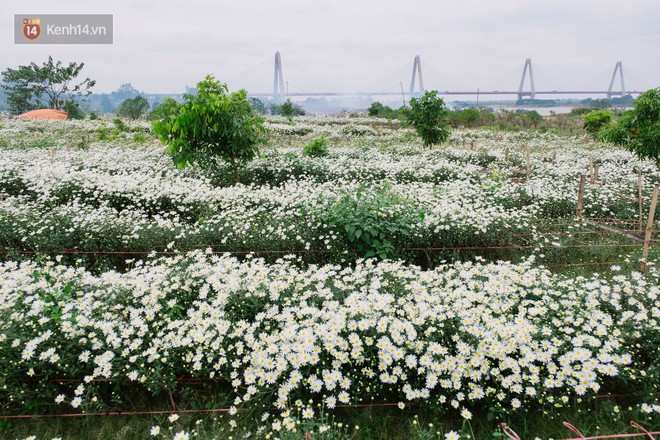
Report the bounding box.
[527,110,543,128]
[599,88,660,167]
[367,101,401,119]
[280,99,295,120]
[584,110,613,136]
[0,56,95,115]
[368,101,388,117]
[117,95,150,120]
[152,75,267,184]
[271,100,304,117]
[112,83,140,100]
[405,90,451,148]
[62,98,84,120]
[147,98,180,121]
[248,97,267,115]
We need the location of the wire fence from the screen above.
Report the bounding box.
[502,421,660,440]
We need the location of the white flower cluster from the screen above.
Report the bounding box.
[1,253,658,421]
[2,121,657,260]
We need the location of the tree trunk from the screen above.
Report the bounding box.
[229,155,240,184]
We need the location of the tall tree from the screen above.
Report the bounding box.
[112,83,141,100]
[152,75,267,184]
[404,90,451,148]
[117,95,150,120]
[599,88,660,168]
[1,56,95,115]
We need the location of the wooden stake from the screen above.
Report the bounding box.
[593,163,599,183]
[551,151,557,163]
[638,167,644,232]
[504,147,509,163]
[641,184,659,274]
[576,174,586,218]
[589,155,594,184]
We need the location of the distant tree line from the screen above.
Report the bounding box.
[248,98,305,117]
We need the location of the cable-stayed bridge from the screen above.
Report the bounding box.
[247,52,644,102]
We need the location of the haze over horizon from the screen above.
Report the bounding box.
[2,0,659,96]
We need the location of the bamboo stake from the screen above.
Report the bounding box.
[641,184,659,274]
[576,174,586,218]
[638,167,644,232]
[593,163,599,183]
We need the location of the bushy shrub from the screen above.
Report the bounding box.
[317,183,425,259]
[584,110,613,136]
[302,136,329,157]
[113,118,129,132]
[63,98,84,120]
[368,101,402,119]
[117,95,150,120]
[405,90,451,148]
[599,88,660,167]
[152,75,267,184]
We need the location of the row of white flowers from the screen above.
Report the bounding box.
[1,253,658,432]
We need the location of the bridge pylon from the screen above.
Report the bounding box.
[517,58,536,100]
[409,55,424,97]
[607,61,626,99]
[273,51,285,103]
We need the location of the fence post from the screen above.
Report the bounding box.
[638,167,644,232]
[593,163,599,183]
[576,174,586,218]
[589,155,594,184]
[641,184,659,274]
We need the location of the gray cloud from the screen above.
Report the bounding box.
[2,0,658,94]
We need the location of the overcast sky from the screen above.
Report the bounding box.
[2,0,659,95]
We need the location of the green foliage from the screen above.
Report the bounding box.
[527,110,543,128]
[448,107,496,129]
[270,100,305,117]
[117,95,150,120]
[280,100,294,119]
[319,183,425,259]
[303,135,329,157]
[584,110,613,136]
[601,88,660,166]
[0,56,95,115]
[590,98,612,110]
[147,97,180,121]
[405,90,451,148]
[367,101,402,119]
[88,111,99,120]
[132,132,147,143]
[569,107,592,116]
[62,98,85,120]
[248,97,268,115]
[151,75,267,184]
[113,118,130,133]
